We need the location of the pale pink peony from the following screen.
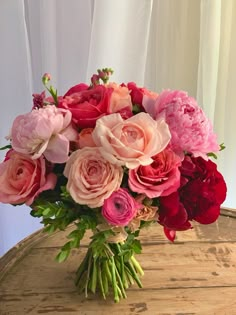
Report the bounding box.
[143,90,220,158]
[10,105,78,163]
[102,188,141,226]
[64,147,123,208]
[0,150,56,205]
[107,82,133,118]
[129,148,181,198]
[92,112,171,169]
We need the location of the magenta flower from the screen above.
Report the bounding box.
[102,189,141,226]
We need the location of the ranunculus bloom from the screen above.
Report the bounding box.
[92,112,171,169]
[107,82,133,119]
[143,90,219,158]
[102,188,141,226]
[59,84,113,128]
[158,155,227,235]
[64,147,123,208]
[0,150,56,205]
[127,82,158,108]
[10,105,78,163]
[129,148,181,198]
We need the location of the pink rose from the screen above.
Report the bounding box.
[59,85,113,128]
[64,147,123,208]
[129,148,181,198]
[127,82,158,108]
[10,105,78,163]
[107,82,133,119]
[143,90,219,158]
[102,188,141,226]
[0,150,56,205]
[92,112,171,169]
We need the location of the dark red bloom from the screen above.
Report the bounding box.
[158,155,227,239]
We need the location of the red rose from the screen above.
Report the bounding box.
[59,84,113,128]
[127,82,158,108]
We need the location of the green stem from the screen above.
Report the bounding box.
[98,261,106,299]
[85,251,92,298]
[131,256,144,276]
[126,261,143,288]
[90,257,97,294]
[114,263,127,299]
[110,256,119,303]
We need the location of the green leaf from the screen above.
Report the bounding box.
[0,144,11,151]
[132,239,142,254]
[56,249,70,263]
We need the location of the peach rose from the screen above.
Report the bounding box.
[92,112,171,169]
[0,150,56,205]
[78,128,96,148]
[64,147,123,208]
[107,82,132,118]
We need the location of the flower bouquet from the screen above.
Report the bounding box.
[0,68,227,303]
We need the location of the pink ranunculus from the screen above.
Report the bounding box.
[59,84,113,128]
[129,148,181,198]
[107,82,133,119]
[78,128,96,148]
[143,90,220,158]
[0,150,56,205]
[127,82,158,108]
[10,105,78,163]
[102,188,141,226]
[92,112,171,169]
[64,147,123,208]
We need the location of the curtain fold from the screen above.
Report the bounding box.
[0,0,235,255]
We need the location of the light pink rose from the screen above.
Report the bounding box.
[78,128,96,148]
[10,105,78,163]
[92,112,171,169]
[107,82,133,118]
[64,147,123,208]
[0,150,56,205]
[129,148,181,198]
[143,90,219,158]
[102,188,141,226]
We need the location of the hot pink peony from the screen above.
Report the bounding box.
[143,90,220,158]
[64,147,123,208]
[128,148,181,198]
[10,105,78,163]
[102,188,141,226]
[0,150,56,205]
[92,112,171,169]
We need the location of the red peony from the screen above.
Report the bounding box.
[158,156,227,239]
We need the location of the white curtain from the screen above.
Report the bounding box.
[0,0,235,255]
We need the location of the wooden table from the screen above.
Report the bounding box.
[1,209,236,314]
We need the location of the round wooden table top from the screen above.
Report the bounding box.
[1,208,236,315]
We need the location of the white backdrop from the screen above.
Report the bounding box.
[0,0,235,255]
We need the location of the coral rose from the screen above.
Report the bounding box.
[143,90,220,158]
[64,147,123,208]
[129,148,181,198]
[92,112,171,169]
[10,105,78,163]
[0,150,56,205]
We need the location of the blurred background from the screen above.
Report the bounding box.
[0,0,235,255]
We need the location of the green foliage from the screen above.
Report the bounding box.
[0,144,11,151]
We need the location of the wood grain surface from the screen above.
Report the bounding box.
[0,208,236,315]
